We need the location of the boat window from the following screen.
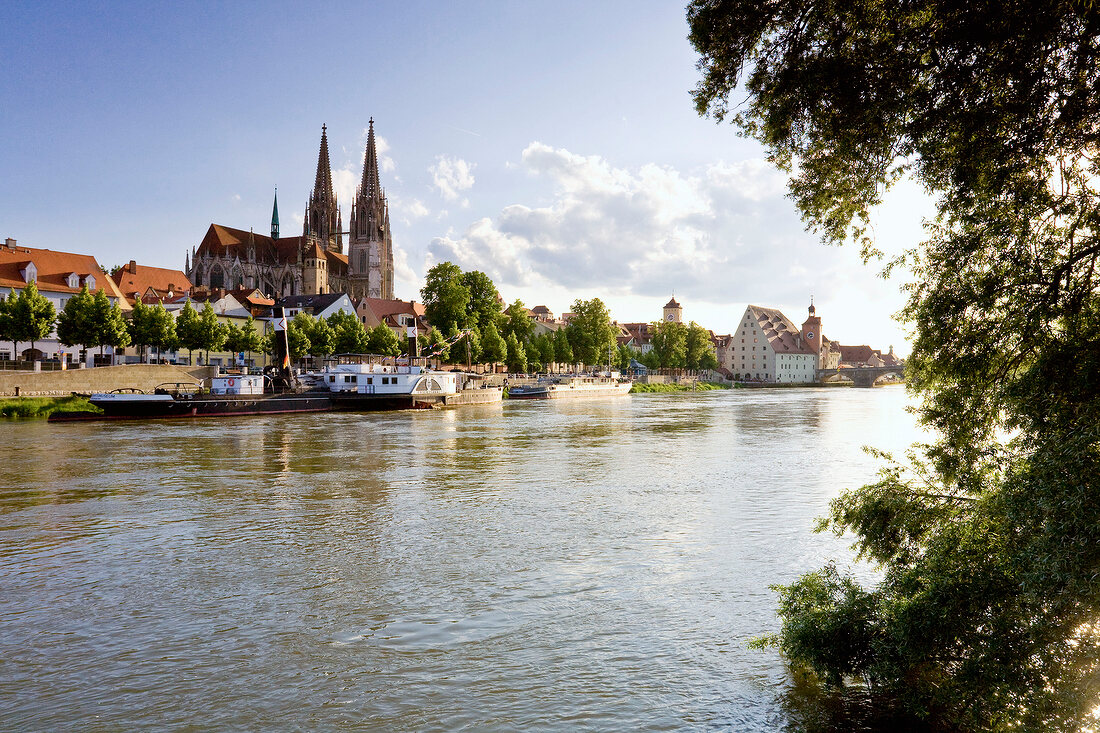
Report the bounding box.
[367,378,373,385]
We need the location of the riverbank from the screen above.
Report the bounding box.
[630,381,732,393]
[0,395,101,419]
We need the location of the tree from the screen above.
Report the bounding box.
[449,324,480,367]
[175,301,203,364]
[503,298,535,344]
[505,332,527,373]
[553,328,573,371]
[421,262,469,335]
[327,310,369,354]
[463,270,503,333]
[222,321,244,362]
[196,302,226,364]
[690,1,1100,728]
[128,301,154,361]
[479,321,506,368]
[290,313,333,360]
[366,323,401,357]
[56,284,96,359]
[147,303,177,363]
[685,321,715,370]
[529,332,555,373]
[423,326,449,363]
[567,298,615,367]
[6,281,56,359]
[650,319,687,369]
[90,289,129,357]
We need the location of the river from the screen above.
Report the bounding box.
[0,386,922,731]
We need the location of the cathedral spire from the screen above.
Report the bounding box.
[360,118,380,201]
[304,124,341,253]
[314,124,334,201]
[271,186,280,241]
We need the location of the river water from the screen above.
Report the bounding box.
[0,386,922,731]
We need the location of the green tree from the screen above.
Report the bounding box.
[291,313,333,360]
[56,284,96,359]
[650,319,687,369]
[449,324,480,366]
[366,323,401,357]
[327,310,369,354]
[175,301,203,364]
[284,320,311,360]
[529,332,555,373]
[147,303,177,363]
[685,321,715,370]
[128,301,154,361]
[479,321,506,368]
[90,288,130,357]
[421,262,470,334]
[222,321,244,361]
[502,298,535,344]
[567,298,615,367]
[617,344,634,371]
[463,270,503,333]
[423,326,449,362]
[504,332,527,373]
[553,328,573,371]
[196,302,226,364]
[5,281,56,359]
[690,1,1100,728]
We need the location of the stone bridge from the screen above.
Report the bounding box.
[816,366,904,387]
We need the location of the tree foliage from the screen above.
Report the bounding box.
[567,298,616,367]
[690,0,1100,728]
[479,322,506,366]
[174,301,203,363]
[650,319,687,368]
[3,281,56,357]
[463,270,503,333]
[505,332,527,373]
[421,262,470,334]
[91,289,130,355]
[503,298,535,344]
[366,323,401,357]
[327,310,369,354]
[56,284,95,352]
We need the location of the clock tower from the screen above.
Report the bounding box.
[801,300,823,366]
[663,296,682,324]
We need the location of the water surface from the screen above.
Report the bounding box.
[0,387,921,730]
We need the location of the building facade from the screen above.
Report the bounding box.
[186,122,394,300]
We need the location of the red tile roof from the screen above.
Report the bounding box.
[0,241,129,307]
[111,260,192,302]
[746,305,815,354]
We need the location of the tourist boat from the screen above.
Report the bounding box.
[319,360,502,409]
[507,373,633,400]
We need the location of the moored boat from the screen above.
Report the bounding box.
[319,359,502,410]
[507,373,633,400]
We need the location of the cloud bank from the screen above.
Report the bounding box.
[426,142,850,306]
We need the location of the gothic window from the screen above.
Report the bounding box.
[210,268,224,289]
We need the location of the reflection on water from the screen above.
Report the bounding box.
[0,387,921,731]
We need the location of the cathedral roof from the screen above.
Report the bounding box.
[197,224,305,265]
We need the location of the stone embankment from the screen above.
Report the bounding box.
[0,364,217,397]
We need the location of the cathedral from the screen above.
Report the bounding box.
[186,121,395,300]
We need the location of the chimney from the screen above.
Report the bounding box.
[4,238,14,250]
[128,260,137,274]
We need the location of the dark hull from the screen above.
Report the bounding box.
[50,393,333,422]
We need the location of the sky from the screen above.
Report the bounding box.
[0,0,932,354]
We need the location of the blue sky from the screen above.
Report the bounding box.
[1,1,927,352]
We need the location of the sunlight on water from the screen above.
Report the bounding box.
[0,387,921,730]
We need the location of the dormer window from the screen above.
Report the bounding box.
[83,274,96,290]
[68,273,80,288]
[21,263,37,283]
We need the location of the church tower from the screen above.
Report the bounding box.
[271,187,280,241]
[303,124,342,254]
[801,299,823,366]
[348,118,395,300]
[663,296,682,324]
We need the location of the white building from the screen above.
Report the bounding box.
[0,237,130,363]
[732,304,819,383]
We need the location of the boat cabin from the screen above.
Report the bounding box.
[210,375,264,395]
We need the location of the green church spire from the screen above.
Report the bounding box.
[271,186,280,241]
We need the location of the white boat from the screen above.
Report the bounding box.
[319,362,458,395]
[508,373,632,400]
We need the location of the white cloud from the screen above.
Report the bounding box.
[430,155,475,203]
[427,142,838,306]
[232,193,242,203]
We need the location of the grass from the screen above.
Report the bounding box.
[0,395,102,419]
[630,381,733,393]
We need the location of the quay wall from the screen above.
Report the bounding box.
[0,364,218,397]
